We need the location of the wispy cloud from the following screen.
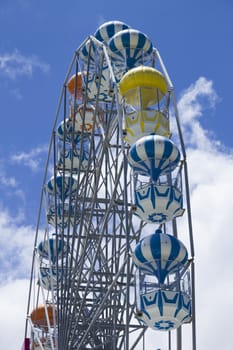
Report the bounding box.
[10,144,48,172]
[0,172,17,188]
[177,77,220,151]
[0,49,50,80]
[0,209,34,283]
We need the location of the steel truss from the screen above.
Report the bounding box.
[24,34,196,350]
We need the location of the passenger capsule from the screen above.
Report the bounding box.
[137,289,191,331]
[30,304,56,330]
[67,72,83,100]
[128,135,180,181]
[38,237,68,264]
[133,183,184,223]
[124,109,170,145]
[46,175,77,200]
[108,29,153,74]
[119,66,168,108]
[94,20,130,44]
[133,229,188,283]
[40,267,61,291]
[47,202,74,228]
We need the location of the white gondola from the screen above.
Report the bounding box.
[137,289,191,331]
[133,182,184,223]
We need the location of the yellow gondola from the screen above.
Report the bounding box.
[119,66,168,108]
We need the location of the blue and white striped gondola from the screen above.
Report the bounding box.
[47,202,74,228]
[38,237,69,264]
[80,21,130,65]
[46,175,78,200]
[108,29,153,78]
[79,21,131,101]
[133,183,184,223]
[128,135,180,181]
[40,267,62,290]
[137,289,192,331]
[133,229,188,283]
[94,20,130,44]
[124,109,170,145]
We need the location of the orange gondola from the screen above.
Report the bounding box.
[30,304,55,330]
[67,72,83,99]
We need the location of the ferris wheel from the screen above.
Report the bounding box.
[22,20,196,350]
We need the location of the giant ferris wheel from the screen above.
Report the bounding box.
[22,20,196,350]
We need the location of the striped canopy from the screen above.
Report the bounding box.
[94,20,130,43]
[133,229,188,283]
[108,29,153,70]
[128,135,180,181]
[38,237,69,264]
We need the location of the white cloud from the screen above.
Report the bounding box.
[0,171,17,188]
[174,78,233,349]
[0,279,29,350]
[10,145,48,172]
[177,76,220,151]
[0,209,34,282]
[178,147,233,349]
[0,49,50,80]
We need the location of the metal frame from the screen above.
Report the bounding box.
[24,35,196,350]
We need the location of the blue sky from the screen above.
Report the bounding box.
[0,0,232,222]
[0,1,233,349]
